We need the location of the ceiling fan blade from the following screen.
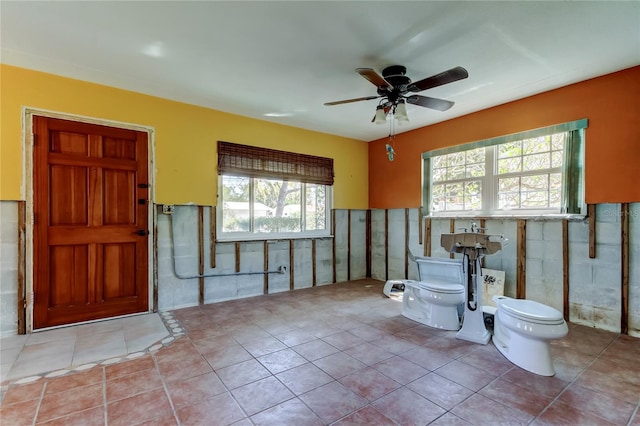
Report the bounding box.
[406,95,455,111]
[407,66,468,93]
[324,95,381,106]
[356,68,392,89]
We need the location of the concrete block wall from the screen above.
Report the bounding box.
[332,209,368,283]
[525,220,564,311]
[369,208,423,282]
[292,239,313,290]
[370,210,387,281]
[407,209,422,280]
[387,209,407,280]
[0,201,637,337]
[567,204,623,331]
[156,207,199,311]
[315,238,334,286]
[377,205,639,337]
[333,209,349,283]
[483,220,519,299]
[349,210,368,281]
[157,205,343,311]
[0,201,19,336]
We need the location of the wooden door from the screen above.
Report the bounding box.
[33,116,149,329]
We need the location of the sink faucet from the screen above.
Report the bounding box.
[470,222,478,233]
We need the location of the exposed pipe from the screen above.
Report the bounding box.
[168,209,284,280]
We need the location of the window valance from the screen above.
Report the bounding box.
[217,141,334,185]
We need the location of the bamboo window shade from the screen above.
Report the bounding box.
[217,141,334,185]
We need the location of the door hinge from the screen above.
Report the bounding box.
[22,298,27,309]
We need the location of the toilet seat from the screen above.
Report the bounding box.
[419,281,465,294]
[499,298,564,325]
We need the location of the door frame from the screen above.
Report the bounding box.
[23,107,156,333]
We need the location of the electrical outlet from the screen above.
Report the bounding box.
[162,204,175,215]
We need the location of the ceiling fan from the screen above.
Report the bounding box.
[324,65,469,122]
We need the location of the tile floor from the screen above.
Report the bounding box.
[1,279,639,425]
[1,313,171,383]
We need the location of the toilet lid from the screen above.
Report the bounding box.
[418,281,465,294]
[499,298,564,323]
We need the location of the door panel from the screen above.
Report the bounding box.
[33,116,149,329]
[50,132,89,156]
[103,169,136,225]
[50,245,89,306]
[49,165,88,226]
[103,137,136,160]
[103,243,136,299]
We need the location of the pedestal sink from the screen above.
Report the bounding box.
[440,229,506,344]
[440,233,503,255]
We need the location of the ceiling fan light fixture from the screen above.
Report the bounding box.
[325,64,468,128]
[374,106,387,124]
[395,100,409,123]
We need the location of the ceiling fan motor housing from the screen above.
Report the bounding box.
[381,65,407,78]
[379,65,412,98]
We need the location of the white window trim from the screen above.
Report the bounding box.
[423,119,588,219]
[216,176,333,242]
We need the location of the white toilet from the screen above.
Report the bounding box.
[401,257,465,331]
[492,295,568,376]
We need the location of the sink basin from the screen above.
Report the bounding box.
[440,233,504,254]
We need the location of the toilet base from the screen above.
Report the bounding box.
[402,284,462,331]
[492,297,568,376]
[492,329,556,376]
[402,306,461,331]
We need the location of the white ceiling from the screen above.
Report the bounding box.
[1,1,639,142]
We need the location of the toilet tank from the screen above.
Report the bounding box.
[415,256,464,285]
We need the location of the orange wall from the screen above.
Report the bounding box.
[369,66,640,208]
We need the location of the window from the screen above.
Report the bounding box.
[424,120,587,217]
[495,135,564,210]
[217,142,332,239]
[431,147,485,212]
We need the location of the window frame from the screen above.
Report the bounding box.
[422,119,588,218]
[217,176,333,241]
[430,147,487,213]
[216,142,334,241]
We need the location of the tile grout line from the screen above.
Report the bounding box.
[628,404,640,426]
[2,314,178,388]
[530,332,623,425]
[168,293,638,424]
[186,315,363,424]
[186,307,490,424]
[102,366,108,426]
[161,311,263,423]
[153,353,182,426]
[30,378,47,426]
[242,322,422,424]
[185,321,271,422]
[69,329,80,369]
[7,281,637,425]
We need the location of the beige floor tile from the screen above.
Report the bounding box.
[0,280,638,426]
